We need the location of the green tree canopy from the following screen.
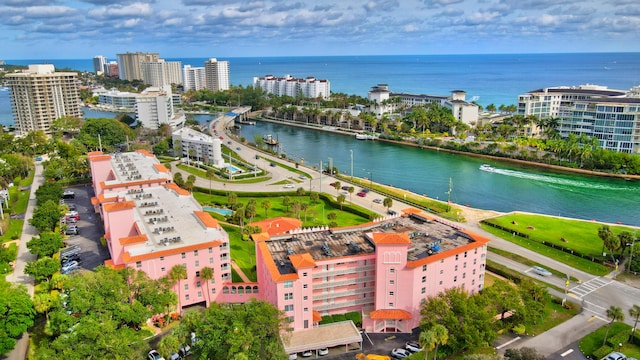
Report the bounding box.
[35,182,63,206]
[0,283,36,355]
[24,256,61,282]
[29,200,62,233]
[27,231,65,258]
[75,117,135,152]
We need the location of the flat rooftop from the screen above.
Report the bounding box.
[122,186,226,257]
[266,214,476,276]
[107,151,168,184]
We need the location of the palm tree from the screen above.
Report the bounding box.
[205,168,215,194]
[348,186,355,202]
[261,200,272,217]
[169,264,188,310]
[200,266,214,305]
[630,304,640,340]
[603,305,625,346]
[337,194,346,210]
[419,329,437,360]
[383,197,393,213]
[333,181,341,196]
[599,225,613,256]
[431,324,449,360]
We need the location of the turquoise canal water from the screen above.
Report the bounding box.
[239,121,640,226]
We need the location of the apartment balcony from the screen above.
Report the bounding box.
[314,297,374,312]
[312,265,375,278]
[313,287,374,301]
[313,276,376,290]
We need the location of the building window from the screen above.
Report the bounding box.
[195,271,200,277]
[473,259,477,265]
[463,262,467,268]
[390,268,395,273]
[184,284,189,290]
[389,303,394,307]
[284,305,294,312]
[454,276,457,282]
[455,265,458,271]
[285,293,293,300]
[181,252,186,259]
[211,288,216,294]
[160,256,164,261]
[303,296,308,301]
[440,259,444,264]
[198,291,202,297]
[284,281,293,288]
[440,269,443,274]
[303,272,307,277]
[439,280,443,285]
[182,263,187,269]
[209,257,214,264]
[194,250,198,256]
[390,279,395,285]
[303,284,308,289]
[422,264,427,271]
[136,261,142,268]
[196,281,201,288]
[463,273,466,279]
[304,307,308,312]
[195,260,199,267]
[161,267,165,272]
[472,280,475,285]
[209,247,213,253]
[455,254,459,260]
[422,276,426,283]
[464,251,467,258]
[185,294,190,300]
[475,248,478,254]
[421,287,426,294]
[389,291,394,296]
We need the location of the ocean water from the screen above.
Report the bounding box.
[2,53,640,126]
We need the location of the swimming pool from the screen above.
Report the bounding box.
[226,165,241,173]
[203,206,233,216]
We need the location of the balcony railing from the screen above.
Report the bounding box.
[312,265,375,278]
[314,297,373,312]
[312,275,376,289]
[313,287,374,301]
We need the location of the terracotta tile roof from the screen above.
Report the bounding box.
[93,193,119,205]
[119,234,148,245]
[104,259,126,270]
[289,253,316,269]
[88,154,112,162]
[371,232,411,245]
[135,149,154,157]
[87,151,104,157]
[407,229,490,268]
[122,240,222,263]
[402,207,424,215]
[153,163,170,173]
[164,182,190,196]
[194,211,219,228]
[249,217,301,236]
[370,309,412,320]
[257,241,298,282]
[251,232,271,242]
[312,310,322,322]
[103,200,136,212]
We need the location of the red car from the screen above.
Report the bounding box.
[219,136,224,140]
[357,192,366,197]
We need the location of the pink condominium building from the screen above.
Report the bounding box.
[254,208,489,333]
[88,150,238,309]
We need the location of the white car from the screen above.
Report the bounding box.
[301,350,313,357]
[405,341,423,353]
[318,348,329,356]
[147,350,165,360]
[391,348,411,359]
[283,184,295,189]
[531,266,552,276]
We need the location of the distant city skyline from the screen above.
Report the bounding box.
[1,0,639,60]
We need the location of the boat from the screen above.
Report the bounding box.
[355,133,374,140]
[479,164,495,172]
[263,134,279,146]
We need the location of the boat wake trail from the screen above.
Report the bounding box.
[491,168,637,191]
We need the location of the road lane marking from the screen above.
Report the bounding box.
[561,349,574,357]
[496,337,521,350]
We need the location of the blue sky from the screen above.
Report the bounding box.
[1,0,639,60]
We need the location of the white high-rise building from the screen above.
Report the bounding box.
[135,85,185,130]
[204,58,230,92]
[141,59,183,87]
[6,64,81,135]
[182,65,207,91]
[116,52,159,81]
[172,127,224,166]
[93,55,107,75]
[253,74,330,99]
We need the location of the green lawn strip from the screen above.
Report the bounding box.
[486,259,565,293]
[221,224,257,282]
[526,297,579,336]
[481,223,610,276]
[194,192,374,228]
[1,220,24,242]
[489,247,580,282]
[579,322,640,359]
[484,213,636,259]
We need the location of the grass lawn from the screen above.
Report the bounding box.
[579,322,640,359]
[485,213,635,259]
[194,192,373,228]
[0,220,24,242]
[221,224,257,282]
[526,297,580,336]
[489,247,580,281]
[481,223,610,276]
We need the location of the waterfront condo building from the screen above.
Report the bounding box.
[141,59,183,87]
[93,88,138,112]
[253,210,489,333]
[253,74,330,99]
[204,58,230,92]
[116,52,160,81]
[367,84,479,126]
[135,85,185,129]
[172,127,225,167]
[6,64,81,135]
[182,65,207,91]
[517,84,640,153]
[93,55,107,75]
[88,150,235,309]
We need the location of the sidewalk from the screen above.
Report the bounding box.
[230,260,252,283]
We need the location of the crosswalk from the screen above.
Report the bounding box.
[568,277,612,298]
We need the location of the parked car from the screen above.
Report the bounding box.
[531,266,552,276]
[387,210,397,215]
[283,184,295,189]
[148,350,166,360]
[64,226,78,235]
[178,344,191,357]
[301,350,313,357]
[65,211,80,220]
[362,188,370,193]
[288,354,298,360]
[341,185,350,190]
[61,264,80,275]
[270,162,276,167]
[405,341,423,353]
[373,198,382,204]
[605,352,627,360]
[236,147,241,151]
[357,192,366,197]
[391,348,410,359]
[318,348,329,356]
[62,190,75,199]
[67,203,77,211]
[61,253,80,263]
[35,156,42,161]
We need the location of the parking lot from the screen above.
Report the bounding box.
[302,329,420,360]
[60,185,110,272]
